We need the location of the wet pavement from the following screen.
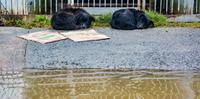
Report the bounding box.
[0,27,200,70]
[1,27,200,99]
[0,27,28,72]
[26,27,200,70]
[1,69,200,99]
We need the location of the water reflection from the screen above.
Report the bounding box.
[1,69,200,99]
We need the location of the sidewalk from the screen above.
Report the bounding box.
[1,27,200,71]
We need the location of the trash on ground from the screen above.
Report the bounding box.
[60,29,110,42]
[18,30,67,44]
[18,29,110,44]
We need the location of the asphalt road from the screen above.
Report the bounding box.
[1,27,200,71]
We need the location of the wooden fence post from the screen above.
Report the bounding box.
[137,0,141,9]
[142,0,146,10]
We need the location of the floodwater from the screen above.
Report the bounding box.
[1,69,200,99]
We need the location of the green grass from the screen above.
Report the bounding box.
[145,10,168,27]
[92,13,112,28]
[5,15,51,29]
[3,12,200,29]
[30,16,51,28]
[145,10,200,28]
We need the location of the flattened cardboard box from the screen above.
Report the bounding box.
[61,29,110,42]
[18,29,110,44]
[18,30,67,44]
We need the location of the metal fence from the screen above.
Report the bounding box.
[0,0,200,15]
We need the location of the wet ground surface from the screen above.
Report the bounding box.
[1,27,200,99]
[1,27,200,70]
[1,69,200,99]
[0,27,28,71]
[25,27,200,70]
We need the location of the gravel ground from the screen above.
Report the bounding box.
[0,27,200,71]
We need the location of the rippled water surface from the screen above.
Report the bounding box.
[1,69,200,99]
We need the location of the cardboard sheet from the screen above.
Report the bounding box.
[18,29,110,44]
[18,30,67,44]
[60,29,110,42]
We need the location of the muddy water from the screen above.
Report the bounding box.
[1,69,200,99]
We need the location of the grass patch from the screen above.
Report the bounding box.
[145,10,168,27]
[30,16,51,28]
[92,13,112,28]
[145,10,200,28]
[5,15,51,29]
[2,12,200,29]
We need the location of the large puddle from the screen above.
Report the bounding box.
[0,69,200,99]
